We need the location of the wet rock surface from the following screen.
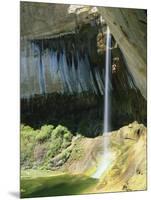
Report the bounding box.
[21,3,147,98]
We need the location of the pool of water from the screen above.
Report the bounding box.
[21,173,98,198]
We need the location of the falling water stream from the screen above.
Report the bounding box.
[103,26,111,152]
[92,27,113,179]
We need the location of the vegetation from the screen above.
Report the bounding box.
[21,125,37,167]
[21,124,73,170]
[36,125,54,143]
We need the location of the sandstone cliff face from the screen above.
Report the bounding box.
[21,2,75,39]
[20,2,147,99]
[20,2,147,131]
[98,8,147,99]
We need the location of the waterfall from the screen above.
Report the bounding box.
[92,27,112,179]
[103,26,111,152]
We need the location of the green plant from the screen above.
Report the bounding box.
[47,137,63,158]
[21,124,73,169]
[21,125,36,140]
[36,125,54,143]
[46,125,73,159]
[51,125,70,138]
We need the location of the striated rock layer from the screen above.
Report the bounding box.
[20,2,147,134]
[21,2,147,98]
